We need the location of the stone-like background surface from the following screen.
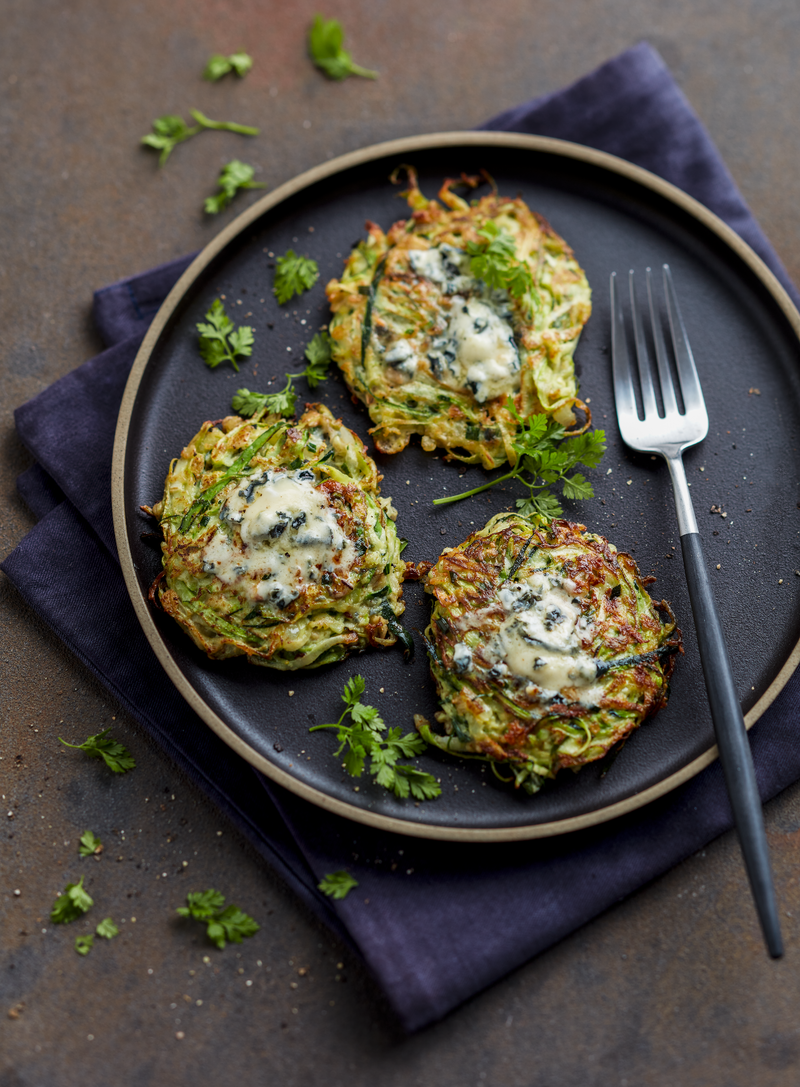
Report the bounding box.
[3,3,800,1084]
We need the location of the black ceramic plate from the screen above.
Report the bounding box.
[113,133,800,841]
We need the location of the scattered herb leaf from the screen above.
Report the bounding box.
[308,15,378,81]
[434,400,606,516]
[310,676,441,800]
[204,51,253,81]
[204,159,267,215]
[59,730,135,774]
[141,109,259,166]
[177,889,260,949]
[75,934,94,956]
[465,221,534,300]
[291,331,332,387]
[78,830,103,858]
[51,876,93,924]
[197,299,254,372]
[318,871,359,899]
[273,250,319,305]
[232,377,297,419]
[95,917,120,940]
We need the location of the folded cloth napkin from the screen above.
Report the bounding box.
[4,42,800,1032]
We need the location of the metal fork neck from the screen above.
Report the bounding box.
[664,450,698,535]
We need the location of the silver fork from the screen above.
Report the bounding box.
[610,264,782,958]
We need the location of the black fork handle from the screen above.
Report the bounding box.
[681,531,783,957]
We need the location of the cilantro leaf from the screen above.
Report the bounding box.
[177,889,259,949]
[177,888,227,920]
[204,51,253,80]
[273,250,319,305]
[197,299,253,372]
[342,675,366,706]
[232,376,297,419]
[311,677,441,801]
[465,222,533,300]
[142,110,259,167]
[59,729,135,773]
[290,331,332,388]
[75,934,94,956]
[308,15,378,81]
[96,917,119,940]
[206,905,261,949]
[204,159,267,215]
[78,830,103,858]
[51,876,93,924]
[434,398,606,517]
[318,871,359,900]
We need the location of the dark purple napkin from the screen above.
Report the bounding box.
[4,42,800,1032]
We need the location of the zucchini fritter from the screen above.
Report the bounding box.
[151,404,408,670]
[417,513,681,793]
[325,168,592,468]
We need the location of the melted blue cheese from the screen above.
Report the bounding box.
[428,297,520,402]
[408,244,474,294]
[456,572,602,706]
[200,470,355,608]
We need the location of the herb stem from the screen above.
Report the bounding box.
[433,467,518,506]
[189,109,259,136]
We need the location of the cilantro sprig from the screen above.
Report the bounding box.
[141,109,259,166]
[311,677,441,801]
[273,250,319,305]
[78,830,103,858]
[197,299,254,372]
[232,377,297,419]
[74,934,94,956]
[465,221,534,300]
[203,51,253,81]
[204,160,267,215]
[308,15,378,81]
[51,876,93,924]
[74,918,119,956]
[59,729,135,774]
[177,889,260,949]
[318,871,359,900]
[434,399,606,517]
[292,331,332,388]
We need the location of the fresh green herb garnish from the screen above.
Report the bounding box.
[74,934,94,956]
[141,109,259,166]
[435,400,606,517]
[95,917,119,940]
[204,160,267,215]
[311,676,441,800]
[78,830,103,858]
[291,331,332,387]
[273,250,319,305]
[59,730,135,774]
[232,377,297,419]
[197,299,254,372]
[177,889,260,949]
[74,918,119,955]
[318,871,359,900]
[465,221,534,300]
[203,51,253,81]
[308,15,378,81]
[51,876,93,924]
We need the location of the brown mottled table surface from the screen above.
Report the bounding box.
[4,3,800,1084]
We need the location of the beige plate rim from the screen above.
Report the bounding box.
[112,131,800,842]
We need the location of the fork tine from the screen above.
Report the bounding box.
[610,272,638,421]
[662,264,707,417]
[646,267,679,417]
[628,270,659,420]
